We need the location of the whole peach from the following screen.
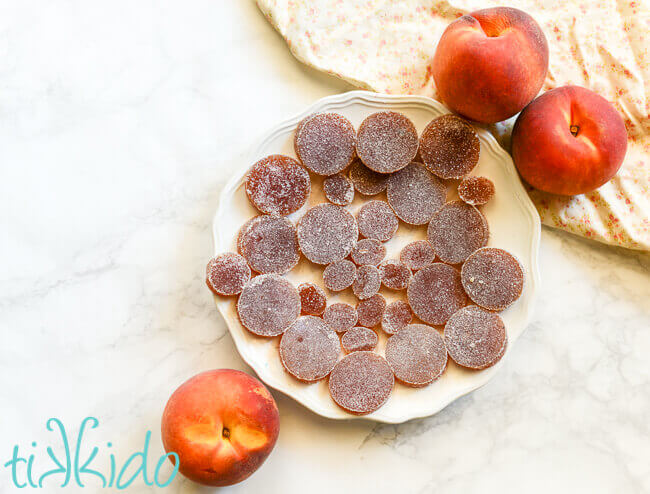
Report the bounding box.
[512,86,627,195]
[432,7,549,123]
[161,369,280,487]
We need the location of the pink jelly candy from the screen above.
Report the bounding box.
[357,200,398,242]
[297,204,358,265]
[323,259,357,292]
[323,173,355,206]
[238,215,300,274]
[206,253,251,296]
[350,239,386,266]
[298,283,327,315]
[400,240,436,271]
[387,162,447,225]
[378,260,411,290]
[356,294,386,328]
[352,265,381,300]
[407,263,468,326]
[381,300,413,335]
[341,327,378,353]
[323,303,358,333]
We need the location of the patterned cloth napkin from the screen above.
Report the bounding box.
[257,0,649,251]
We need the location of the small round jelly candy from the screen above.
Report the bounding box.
[407,263,468,326]
[350,239,386,266]
[458,176,495,206]
[357,200,398,242]
[298,283,327,315]
[297,204,358,265]
[427,201,489,264]
[400,240,436,271]
[238,215,300,274]
[387,162,446,225]
[444,306,507,369]
[356,294,386,328]
[329,351,394,415]
[206,253,251,296]
[381,300,413,335]
[385,324,447,387]
[341,327,378,353]
[280,316,341,381]
[349,159,388,195]
[419,114,480,179]
[237,274,300,337]
[323,259,357,292]
[352,265,381,300]
[461,247,524,311]
[378,260,411,290]
[323,303,358,333]
[245,154,310,215]
[294,113,356,176]
[323,174,355,206]
[356,111,419,173]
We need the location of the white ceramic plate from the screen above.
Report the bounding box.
[212,91,540,423]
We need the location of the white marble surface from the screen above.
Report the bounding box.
[0,1,648,493]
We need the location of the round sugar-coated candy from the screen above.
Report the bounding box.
[356,294,386,328]
[323,259,357,292]
[297,204,358,265]
[238,215,300,274]
[461,248,524,311]
[341,327,378,353]
[245,154,311,215]
[356,111,419,174]
[357,200,398,242]
[407,263,468,326]
[350,239,386,266]
[323,173,354,206]
[427,201,489,264]
[206,253,251,296]
[329,351,394,415]
[387,162,447,225]
[381,300,413,334]
[352,265,381,300]
[349,159,389,195]
[323,303,358,333]
[444,306,507,369]
[420,115,480,179]
[458,176,495,206]
[279,316,341,381]
[298,283,327,315]
[386,324,448,387]
[400,240,436,271]
[237,274,300,337]
[379,260,411,290]
[294,113,356,175]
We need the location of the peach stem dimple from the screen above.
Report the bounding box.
[570,125,579,137]
[222,427,230,439]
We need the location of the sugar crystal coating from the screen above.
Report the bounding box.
[387,162,447,225]
[400,240,436,271]
[206,253,251,296]
[298,283,327,315]
[341,327,378,353]
[379,260,412,290]
[444,306,507,369]
[407,263,468,326]
[356,294,386,328]
[458,176,495,206]
[328,351,394,415]
[461,248,524,311]
[297,204,358,265]
[237,274,300,337]
[352,265,381,300]
[323,259,357,292]
[357,200,398,242]
[419,114,480,179]
[245,154,310,215]
[350,239,386,266]
[279,316,341,381]
[348,159,389,195]
[381,300,413,335]
[294,113,356,176]
[356,111,419,173]
[385,324,448,387]
[323,303,358,333]
[427,201,489,264]
[238,215,300,274]
[323,173,355,206]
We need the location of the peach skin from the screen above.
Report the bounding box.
[512,85,627,196]
[432,7,549,123]
[161,369,280,487]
